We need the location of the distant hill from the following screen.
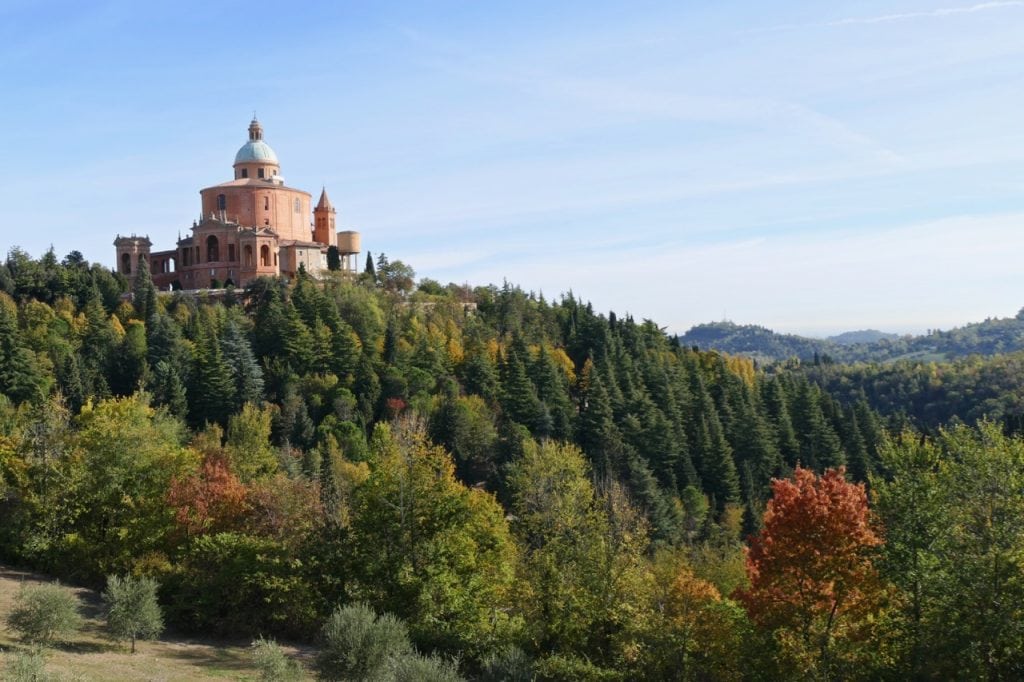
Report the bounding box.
[828,329,899,345]
[678,321,832,364]
[679,311,1024,363]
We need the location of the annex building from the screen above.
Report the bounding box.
[114,118,361,290]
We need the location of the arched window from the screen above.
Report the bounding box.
[217,194,226,211]
[120,253,131,274]
[244,245,253,267]
[260,244,270,267]
[264,196,269,211]
[206,235,219,262]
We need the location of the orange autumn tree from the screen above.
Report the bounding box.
[737,466,888,678]
[167,455,248,539]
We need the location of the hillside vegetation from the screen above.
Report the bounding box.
[1,248,1024,679]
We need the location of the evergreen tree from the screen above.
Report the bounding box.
[189,325,236,427]
[365,251,376,279]
[149,360,187,418]
[499,342,542,432]
[529,345,574,441]
[762,377,801,469]
[220,320,264,409]
[326,245,341,271]
[460,346,500,403]
[791,379,845,470]
[0,295,47,403]
[701,413,741,512]
[131,257,158,325]
[575,362,618,477]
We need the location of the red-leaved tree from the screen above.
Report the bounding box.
[736,466,887,677]
[167,455,248,539]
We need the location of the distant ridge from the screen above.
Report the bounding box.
[678,310,1024,363]
[828,329,899,346]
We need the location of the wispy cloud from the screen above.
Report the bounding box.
[750,1,1024,33]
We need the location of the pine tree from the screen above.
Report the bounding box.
[791,380,845,471]
[189,325,236,427]
[150,360,187,417]
[220,320,264,409]
[460,346,500,403]
[0,295,47,403]
[529,345,574,440]
[702,413,741,512]
[576,363,619,477]
[499,343,542,431]
[762,377,801,469]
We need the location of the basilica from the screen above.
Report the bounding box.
[114,118,361,290]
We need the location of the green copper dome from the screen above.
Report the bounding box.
[234,140,279,164]
[234,118,278,165]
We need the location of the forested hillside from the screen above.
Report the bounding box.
[2,248,1024,680]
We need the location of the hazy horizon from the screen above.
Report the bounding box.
[2,1,1023,336]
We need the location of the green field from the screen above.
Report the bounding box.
[0,565,312,681]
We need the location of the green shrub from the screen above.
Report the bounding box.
[480,645,534,682]
[390,653,464,682]
[5,583,83,646]
[315,603,412,681]
[4,649,55,682]
[250,636,302,681]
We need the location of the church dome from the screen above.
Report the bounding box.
[233,117,279,165]
[234,140,279,165]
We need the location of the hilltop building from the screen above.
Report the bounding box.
[114,118,362,290]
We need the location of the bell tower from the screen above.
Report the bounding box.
[113,234,152,283]
[313,187,336,245]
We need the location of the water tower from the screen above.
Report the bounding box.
[336,231,361,273]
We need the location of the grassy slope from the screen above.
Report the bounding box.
[0,565,312,681]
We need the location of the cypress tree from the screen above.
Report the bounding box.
[131,257,158,325]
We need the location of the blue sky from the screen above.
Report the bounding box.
[2,1,1023,335]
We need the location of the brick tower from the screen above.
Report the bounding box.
[313,187,336,246]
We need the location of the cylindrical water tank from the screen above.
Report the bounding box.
[337,230,361,254]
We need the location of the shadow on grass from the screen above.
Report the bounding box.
[53,639,115,654]
[156,642,253,671]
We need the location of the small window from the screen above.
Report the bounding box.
[264,196,269,210]
[241,168,248,178]
[258,168,265,179]
[217,193,226,211]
